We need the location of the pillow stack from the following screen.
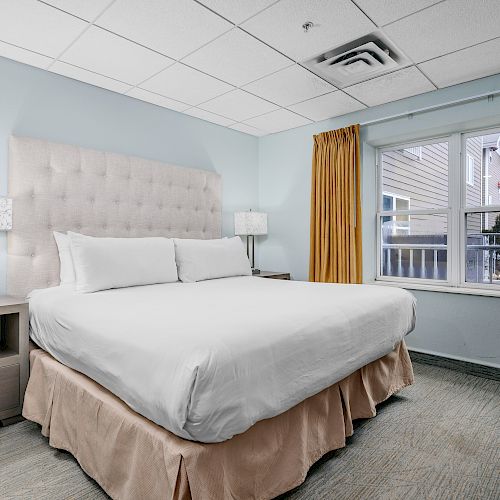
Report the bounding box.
[54,232,251,293]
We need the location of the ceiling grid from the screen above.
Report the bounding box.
[0,0,498,136]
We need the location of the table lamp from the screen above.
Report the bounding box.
[234,209,267,274]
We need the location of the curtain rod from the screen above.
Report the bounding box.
[359,90,500,127]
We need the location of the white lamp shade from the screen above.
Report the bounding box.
[234,211,267,236]
[0,198,12,231]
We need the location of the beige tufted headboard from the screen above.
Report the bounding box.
[7,136,222,297]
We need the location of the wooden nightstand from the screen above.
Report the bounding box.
[255,271,291,280]
[0,297,29,425]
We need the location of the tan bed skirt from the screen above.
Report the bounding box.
[23,342,414,500]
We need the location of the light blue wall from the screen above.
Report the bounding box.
[258,74,500,368]
[0,57,259,292]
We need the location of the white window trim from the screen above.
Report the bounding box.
[369,279,500,298]
[376,127,500,295]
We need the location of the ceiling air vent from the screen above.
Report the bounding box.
[303,32,409,88]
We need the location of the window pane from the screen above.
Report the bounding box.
[465,132,500,207]
[381,141,448,210]
[380,214,447,280]
[383,195,392,211]
[466,212,500,285]
[395,197,409,210]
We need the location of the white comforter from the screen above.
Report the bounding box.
[29,277,415,443]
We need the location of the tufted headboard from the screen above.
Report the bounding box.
[7,136,222,297]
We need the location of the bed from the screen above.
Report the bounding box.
[10,136,416,499]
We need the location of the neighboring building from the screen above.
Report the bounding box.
[382,136,499,233]
[380,135,500,282]
[381,142,449,236]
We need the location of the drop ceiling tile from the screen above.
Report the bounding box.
[244,109,312,134]
[43,0,113,21]
[96,0,232,59]
[199,89,279,122]
[61,26,173,85]
[229,123,266,136]
[141,63,233,106]
[126,88,190,112]
[0,0,87,57]
[50,61,132,93]
[288,91,366,121]
[0,41,52,69]
[343,66,435,107]
[182,28,292,87]
[241,0,375,61]
[353,0,441,27]
[418,38,500,89]
[384,0,500,63]
[183,108,236,127]
[196,0,277,24]
[243,64,334,106]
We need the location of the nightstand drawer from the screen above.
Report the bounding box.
[0,364,20,410]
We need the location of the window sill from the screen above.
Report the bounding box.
[369,280,500,298]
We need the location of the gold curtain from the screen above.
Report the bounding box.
[309,124,362,284]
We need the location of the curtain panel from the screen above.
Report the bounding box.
[309,124,362,283]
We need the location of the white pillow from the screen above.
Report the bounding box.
[68,232,178,293]
[174,236,251,283]
[53,231,75,284]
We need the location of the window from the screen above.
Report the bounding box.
[464,131,500,287]
[466,154,474,186]
[382,193,410,235]
[377,128,500,291]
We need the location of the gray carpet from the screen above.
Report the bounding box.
[1,362,499,500]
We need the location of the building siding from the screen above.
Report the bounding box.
[382,140,485,234]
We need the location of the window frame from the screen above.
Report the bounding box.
[460,127,500,292]
[375,127,500,293]
[377,135,452,287]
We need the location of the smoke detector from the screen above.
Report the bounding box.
[303,32,409,88]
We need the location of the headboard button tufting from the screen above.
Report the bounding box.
[7,136,221,297]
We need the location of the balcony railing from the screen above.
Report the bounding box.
[381,233,500,283]
[382,243,447,279]
[467,233,500,284]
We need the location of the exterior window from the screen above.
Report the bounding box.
[379,141,448,281]
[382,193,410,234]
[466,154,474,186]
[464,132,500,286]
[377,129,500,290]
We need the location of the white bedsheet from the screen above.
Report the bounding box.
[29,277,416,443]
